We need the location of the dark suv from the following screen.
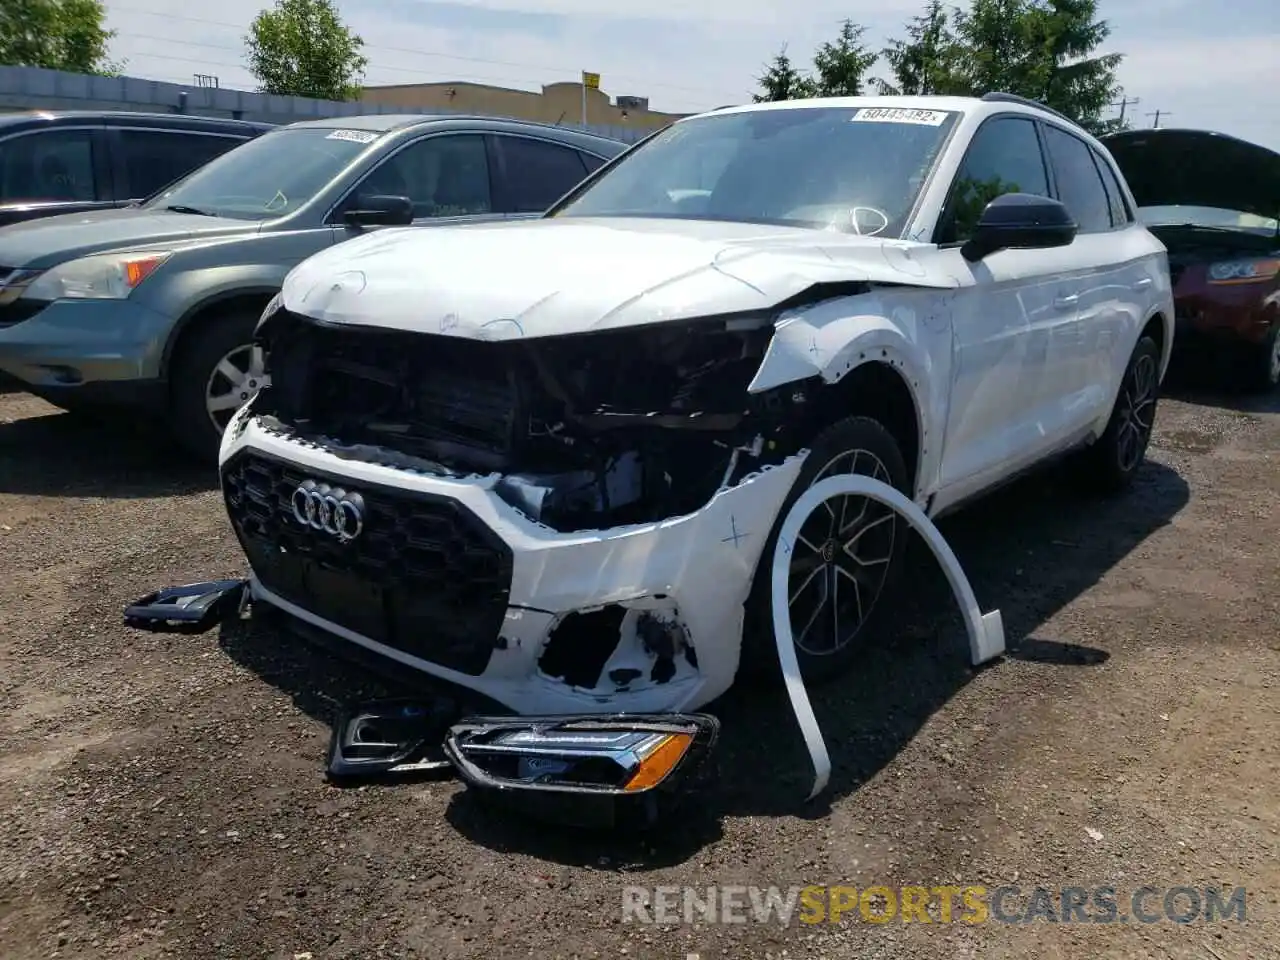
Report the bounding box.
[0,111,275,227]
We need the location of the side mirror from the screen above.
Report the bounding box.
[961,192,1078,262]
[343,194,414,228]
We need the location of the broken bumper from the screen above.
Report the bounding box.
[219,416,806,715]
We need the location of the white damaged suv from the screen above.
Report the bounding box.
[218,94,1173,715]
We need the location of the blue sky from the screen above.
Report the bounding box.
[104,0,1280,149]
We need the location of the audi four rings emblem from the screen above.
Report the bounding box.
[291,480,365,541]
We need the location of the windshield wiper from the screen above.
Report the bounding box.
[162,204,215,216]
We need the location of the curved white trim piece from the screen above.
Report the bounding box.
[770,473,1006,800]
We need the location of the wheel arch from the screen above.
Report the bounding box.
[805,359,924,497]
[750,317,934,498]
[161,287,280,383]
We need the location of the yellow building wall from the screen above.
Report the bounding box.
[360,80,687,131]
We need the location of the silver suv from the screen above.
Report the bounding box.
[0,114,625,458]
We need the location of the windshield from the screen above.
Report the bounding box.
[1139,204,1279,236]
[142,126,380,220]
[552,106,959,236]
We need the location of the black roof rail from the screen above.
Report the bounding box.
[980,91,1075,126]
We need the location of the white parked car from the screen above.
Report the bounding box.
[217,93,1174,716]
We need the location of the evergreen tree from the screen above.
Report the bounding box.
[811,20,878,97]
[753,47,816,102]
[877,0,963,96]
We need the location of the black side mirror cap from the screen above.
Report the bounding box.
[343,194,414,228]
[961,192,1078,262]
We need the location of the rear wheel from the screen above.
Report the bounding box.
[740,415,910,685]
[1076,334,1160,493]
[1250,321,1280,391]
[168,309,270,462]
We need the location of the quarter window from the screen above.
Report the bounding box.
[1042,125,1112,233]
[941,117,1050,244]
[1090,148,1131,227]
[0,129,97,203]
[357,134,492,218]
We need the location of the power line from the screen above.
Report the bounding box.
[107,5,744,105]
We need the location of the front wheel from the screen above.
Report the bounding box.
[1077,334,1161,493]
[168,310,270,462]
[740,415,910,685]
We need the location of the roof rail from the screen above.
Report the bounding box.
[980,91,1075,126]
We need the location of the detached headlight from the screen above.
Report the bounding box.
[23,250,171,301]
[1207,258,1280,284]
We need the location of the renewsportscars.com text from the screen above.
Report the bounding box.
[621,885,1247,925]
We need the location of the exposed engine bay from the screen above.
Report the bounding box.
[253,307,820,531]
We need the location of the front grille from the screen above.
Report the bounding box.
[222,450,513,676]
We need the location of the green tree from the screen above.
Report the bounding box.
[877,0,964,96]
[246,0,367,101]
[811,20,878,97]
[1021,0,1126,135]
[877,0,1125,134]
[753,47,816,102]
[0,0,121,75]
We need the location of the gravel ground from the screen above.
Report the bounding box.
[0,376,1276,960]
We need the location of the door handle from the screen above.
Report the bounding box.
[1133,277,1153,290]
[1053,294,1079,310]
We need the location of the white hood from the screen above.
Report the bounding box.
[281,216,957,340]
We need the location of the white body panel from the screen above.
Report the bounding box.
[224,94,1175,714]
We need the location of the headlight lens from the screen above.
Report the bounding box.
[1207,258,1280,284]
[23,251,171,301]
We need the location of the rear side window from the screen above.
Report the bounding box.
[118,129,246,198]
[1042,125,1112,233]
[494,136,589,213]
[1090,148,1131,227]
[0,129,97,203]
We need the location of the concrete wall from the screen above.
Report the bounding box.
[0,65,650,143]
[362,80,687,132]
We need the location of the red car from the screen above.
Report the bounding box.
[1103,128,1280,390]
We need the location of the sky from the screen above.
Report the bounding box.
[102,0,1280,150]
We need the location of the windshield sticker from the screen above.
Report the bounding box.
[326,129,379,144]
[850,107,950,126]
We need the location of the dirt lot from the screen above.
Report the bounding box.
[0,377,1276,960]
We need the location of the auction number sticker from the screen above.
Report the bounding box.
[850,107,950,125]
[326,129,380,143]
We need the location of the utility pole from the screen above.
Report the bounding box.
[1109,95,1139,124]
[1146,109,1170,129]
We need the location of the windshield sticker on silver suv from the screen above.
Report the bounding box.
[850,107,950,126]
[326,129,379,143]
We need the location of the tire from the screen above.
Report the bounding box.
[739,415,911,686]
[168,309,268,462]
[1249,321,1280,392]
[1076,334,1161,493]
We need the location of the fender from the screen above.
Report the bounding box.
[747,285,956,500]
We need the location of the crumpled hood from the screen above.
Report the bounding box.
[280,216,957,339]
[0,207,260,269]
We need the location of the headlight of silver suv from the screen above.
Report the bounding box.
[23,251,172,301]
